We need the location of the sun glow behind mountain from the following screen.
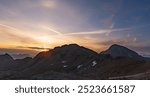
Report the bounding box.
[0,0,150,57]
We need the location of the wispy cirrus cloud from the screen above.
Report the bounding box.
[42,25,131,36]
[65,27,131,36]
[0,24,43,47]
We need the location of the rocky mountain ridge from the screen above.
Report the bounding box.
[0,44,150,80]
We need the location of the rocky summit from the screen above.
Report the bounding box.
[0,44,150,80]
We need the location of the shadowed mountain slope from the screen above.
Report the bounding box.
[0,44,150,80]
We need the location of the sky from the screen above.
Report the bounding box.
[0,0,150,57]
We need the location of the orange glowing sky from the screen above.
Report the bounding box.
[0,0,150,57]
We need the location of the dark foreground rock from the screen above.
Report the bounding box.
[0,44,150,80]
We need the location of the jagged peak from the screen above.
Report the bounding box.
[53,43,97,54]
[54,44,80,49]
[63,44,79,47]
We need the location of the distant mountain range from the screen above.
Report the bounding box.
[0,44,150,80]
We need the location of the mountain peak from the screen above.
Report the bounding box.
[34,43,97,61]
[0,53,13,59]
[111,44,122,47]
[110,44,127,49]
[64,44,79,47]
[0,53,14,65]
[3,53,10,56]
[54,44,80,49]
[101,44,143,60]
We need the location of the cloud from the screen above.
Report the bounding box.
[64,27,131,36]
[41,25,63,35]
[0,23,144,54]
[21,0,58,10]
[0,48,38,56]
[0,23,45,47]
[42,24,132,36]
[17,46,50,51]
[40,0,56,9]
[96,36,141,46]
